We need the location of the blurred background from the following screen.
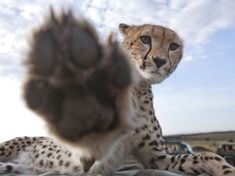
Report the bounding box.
[0,0,234,164]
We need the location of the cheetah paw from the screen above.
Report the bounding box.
[23,9,132,142]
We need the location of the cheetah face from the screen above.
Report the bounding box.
[119,23,183,84]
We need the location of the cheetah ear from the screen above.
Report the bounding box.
[119,23,130,35]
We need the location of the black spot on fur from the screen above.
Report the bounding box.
[180,158,186,164]
[138,142,145,149]
[179,166,185,172]
[171,156,175,163]
[140,106,145,111]
[9,146,14,149]
[142,134,150,140]
[59,160,63,166]
[191,168,201,175]
[49,161,53,168]
[215,156,222,161]
[35,154,39,158]
[156,155,166,160]
[223,170,232,174]
[26,141,31,145]
[39,160,44,166]
[144,100,149,104]
[65,161,70,167]
[222,165,230,169]
[56,155,61,159]
[172,162,178,168]
[141,125,148,130]
[179,158,186,172]
[148,140,158,146]
[165,164,169,170]
[142,92,147,96]
[47,153,52,157]
[135,128,140,133]
[5,165,13,172]
[73,166,80,171]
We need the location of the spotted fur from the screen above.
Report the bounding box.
[0,137,83,174]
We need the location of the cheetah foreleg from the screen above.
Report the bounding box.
[88,133,137,175]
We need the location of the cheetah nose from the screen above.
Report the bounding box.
[153,57,167,68]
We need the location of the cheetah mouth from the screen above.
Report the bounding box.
[150,70,163,76]
[140,66,165,78]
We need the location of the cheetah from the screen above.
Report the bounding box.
[0,9,234,176]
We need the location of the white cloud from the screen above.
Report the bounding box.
[183,55,193,62]
[167,0,235,45]
[0,76,48,143]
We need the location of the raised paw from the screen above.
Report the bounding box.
[23,9,133,142]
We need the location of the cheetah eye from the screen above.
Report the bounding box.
[140,35,151,44]
[169,42,180,51]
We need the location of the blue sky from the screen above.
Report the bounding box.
[156,26,235,134]
[0,0,234,142]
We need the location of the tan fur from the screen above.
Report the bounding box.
[120,24,183,83]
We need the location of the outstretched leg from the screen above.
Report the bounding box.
[88,132,137,175]
[23,9,133,143]
[133,135,235,176]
